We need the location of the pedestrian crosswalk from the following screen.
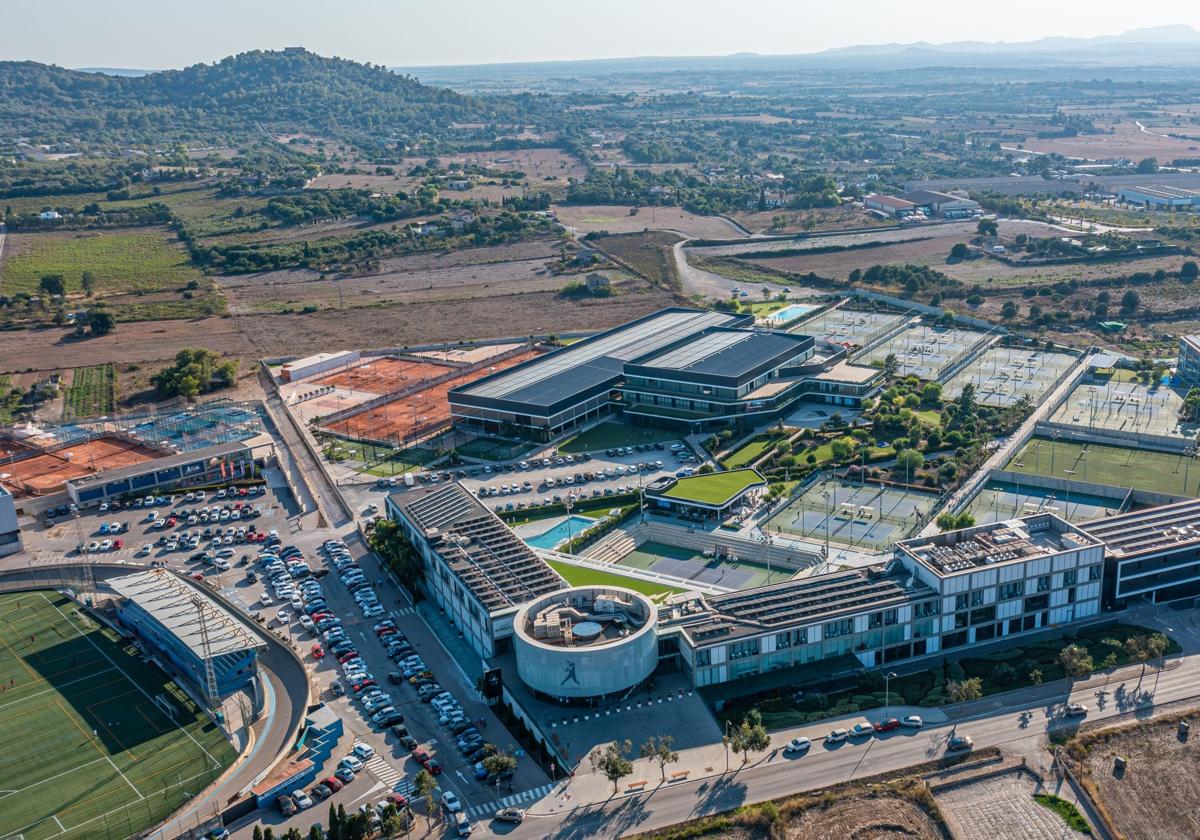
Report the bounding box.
[467,783,555,817]
[365,755,411,795]
[390,607,415,617]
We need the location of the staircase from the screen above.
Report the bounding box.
[582,529,639,564]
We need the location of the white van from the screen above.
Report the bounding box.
[403,473,415,487]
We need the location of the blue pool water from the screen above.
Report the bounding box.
[526,515,597,549]
[766,303,818,324]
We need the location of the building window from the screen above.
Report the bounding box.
[868,612,883,630]
[970,606,996,626]
[1036,575,1051,593]
[970,590,985,607]
[1063,569,1078,587]
[883,609,898,626]
[824,618,853,639]
[955,593,969,611]
[913,600,940,618]
[727,639,760,660]
[999,581,1025,600]
[1089,564,1102,581]
[776,632,793,649]
[695,649,711,668]
[1024,593,1050,613]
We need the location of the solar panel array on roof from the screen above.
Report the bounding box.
[458,309,737,405]
[397,484,565,612]
[1082,498,1200,558]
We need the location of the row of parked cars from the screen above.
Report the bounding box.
[278,741,411,834]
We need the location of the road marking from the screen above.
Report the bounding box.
[467,783,554,817]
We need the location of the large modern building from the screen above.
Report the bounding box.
[387,482,566,658]
[109,569,264,701]
[1117,185,1200,209]
[0,485,22,557]
[1178,335,1200,384]
[449,308,881,439]
[667,513,1102,688]
[1081,498,1200,605]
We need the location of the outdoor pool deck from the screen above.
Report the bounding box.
[1048,376,1200,441]
[766,477,941,551]
[942,346,1077,408]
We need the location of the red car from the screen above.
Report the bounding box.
[322,776,344,792]
[424,758,442,775]
[166,517,178,527]
[377,628,398,638]
[337,650,360,663]
[190,572,205,582]
[113,538,124,550]
[353,680,377,693]
[412,749,430,763]
[873,717,901,733]
[311,644,325,660]
[386,792,408,808]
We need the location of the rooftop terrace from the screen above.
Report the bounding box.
[896,514,1098,576]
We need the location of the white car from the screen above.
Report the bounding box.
[99,539,113,551]
[901,715,924,728]
[784,737,811,753]
[292,790,313,810]
[259,592,273,606]
[340,755,364,772]
[352,741,375,760]
[137,544,152,556]
[825,728,848,744]
[441,791,462,813]
[1065,703,1088,717]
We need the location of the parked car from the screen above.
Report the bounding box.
[873,718,901,733]
[825,728,848,744]
[901,715,924,728]
[784,736,811,753]
[946,733,974,753]
[848,723,875,738]
[276,794,297,817]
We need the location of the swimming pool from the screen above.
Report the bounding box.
[765,303,818,325]
[526,515,598,549]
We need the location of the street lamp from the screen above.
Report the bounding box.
[884,671,897,720]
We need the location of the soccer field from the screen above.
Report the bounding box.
[0,591,235,840]
[1005,437,1200,498]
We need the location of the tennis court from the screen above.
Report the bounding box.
[766,478,941,550]
[315,357,458,395]
[964,479,1121,525]
[616,540,794,589]
[1,436,161,496]
[861,323,987,381]
[942,346,1077,408]
[1048,375,1199,441]
[0,591,235,840]
[1005,437,1200,497]
[789,307,908,350]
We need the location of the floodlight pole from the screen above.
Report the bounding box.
[884,671,897,720]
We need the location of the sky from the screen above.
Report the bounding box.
[2,0,1199,69]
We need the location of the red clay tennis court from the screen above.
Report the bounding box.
[0,435,161,495]
[323,351,541,444]
[315,358,458,395]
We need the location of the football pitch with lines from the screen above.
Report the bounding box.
[0,591,235,840]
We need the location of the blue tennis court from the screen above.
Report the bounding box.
[767,478,941,550]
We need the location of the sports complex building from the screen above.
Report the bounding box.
[448,307,882,440]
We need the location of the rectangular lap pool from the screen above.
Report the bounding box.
[526,515,598,549]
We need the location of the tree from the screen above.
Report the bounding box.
[829,436,856,461]
[151,347,239,398]
[949,242,970,259]
[1001,301,1019,319]
[263,830,275,840]
[81,270,95,297]
[414,769,437,828]
[591,739,634,794]
[482,750,517,786]
[379,804,407,838]
[977,218,998,237]
[327,803,341,840]
[1029,667,1043,686]
[883,352,899,375]
[253,827,264,840]
[88,309,115,336]
[1120,289,1140,315]
[1182,261,1199,283]
[937,511,975,531]
[895,449,924,483]
[39,274,65,297]
[1136,156,1159,174]
[947,676,983,708]
[729,708,771,766]
[308,825,326,840]
[343,814,371,840]
[1058,644,1094,686]
[369,519,425,594]
[284,830,304,840]
[639,735,680,783]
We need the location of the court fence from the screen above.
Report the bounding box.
[1033,419,1198,455]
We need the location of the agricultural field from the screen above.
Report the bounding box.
[729,205,893,236]
[0,592,236,840]
[589,230,685,288]
[0,227,221,321]
[1075,712,1200,840]
[403,148,588,183]
[1018,119,1200,161]
[62,363,115,420]
[555,204,744,238]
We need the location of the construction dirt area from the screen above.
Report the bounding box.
[664,793,945,840]
[320,350,541,445]
[1076,713,1200,840]
[554,204,746,238]
[0,434,161,495]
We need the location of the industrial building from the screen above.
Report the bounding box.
[109,569,264,701]
[1081,498,1200,605]
[512,586,659,702]
[279,350,361,383]
[1117,184,1200,209]
[864,194,917,218]
[1178,335,1200,384]
[897,189,980,219]
[387,482,566,658]
[449,308,881,439]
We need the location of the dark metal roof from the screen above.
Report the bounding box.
[393,483,565,612]
[635,329,811,380]
[1081,498,1200,558]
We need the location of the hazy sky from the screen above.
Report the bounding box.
[2,0,1198,69]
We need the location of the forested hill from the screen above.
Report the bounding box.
[0,49,504,145]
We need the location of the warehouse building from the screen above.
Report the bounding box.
[109,569,264,701]
[449,308,748,441]
[387,482,566,658]
[864,194,917,218]
[1081,498,1200,605]
[897,189,981,219]
[279,350,361,383]
[1117,185,1200,209]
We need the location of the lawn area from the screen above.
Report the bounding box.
[559,421,680,454]
[660,468,765,505]
[62,364,115,420]
[721,433,786,469]
[0,591,236,840]
[456,436,530,462]
[1,228,202,296]
[322,437,435,476]
[722,622,1179,731]
[1006,437,1200,497]
[543,558,684,597]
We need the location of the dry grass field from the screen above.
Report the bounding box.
[1019,120,1200,161]
[401,148,587,182]
[730,206,893,235]
[555,204,744,238]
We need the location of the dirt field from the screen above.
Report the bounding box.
[555,204,744,239]
[778,795,944,839]
[1019,120,1200,161]
[0,289,678,373]
[321,350,541,444]
[315,358,458,394]
[402,148,588,182]
[1,434,160,495]
[730,206,895,235]
[1079,713,1200,840]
